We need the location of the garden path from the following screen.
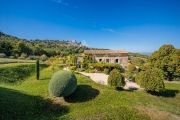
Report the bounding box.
[79,72,142,90]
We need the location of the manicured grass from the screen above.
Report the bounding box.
[0,58,35,64]
[0,64,47,84]
[0,65,180,120]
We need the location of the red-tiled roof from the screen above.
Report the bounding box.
[84,50,128,54]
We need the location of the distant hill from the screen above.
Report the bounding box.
[128,52,149,59]
[0,32,149,59]
[0,32,87,57]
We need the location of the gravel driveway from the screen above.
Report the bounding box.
[79,72,141,90]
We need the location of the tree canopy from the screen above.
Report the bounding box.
[148,44,180,80]
[0,32,87,57]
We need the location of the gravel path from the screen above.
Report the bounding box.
[79,72,109,85]
[79,72,141,90]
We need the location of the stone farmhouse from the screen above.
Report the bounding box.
[83,50,128,67]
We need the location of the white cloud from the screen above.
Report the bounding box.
[52,0,69,6]
[53,0,62,3]
[102,28,115,33]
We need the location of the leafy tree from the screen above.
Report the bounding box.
[0,41,13,56]
[149,44,179,80]
[0,32,87,57]
[14,41,32,56]
[135,68,165,93]
[33,46,46,56]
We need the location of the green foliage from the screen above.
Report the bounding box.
[15,41,32,56]
[125,64,137,81]
[69,66,77,71]
[108,69,125,88]
[49,71,77,97]
[36,59,40,80]
[0,41,13,56]
[149,44,179,80]
[90,63,124,72]
[19,53,27,59]
[135,68,165,93]
[104,68,110,75]
[40,54,48,61]
[128,52,149,59]
[0,65,180,120]
[135,71,144,86]
[0,64,35,83]
[0,32,87,57]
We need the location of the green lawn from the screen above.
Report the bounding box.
[0,64,180,120]
[0,58,35,64]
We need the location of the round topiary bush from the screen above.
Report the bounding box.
[135,68,165,93]
[108,69,125,88]
[49,70,77,97]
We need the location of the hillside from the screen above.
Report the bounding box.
[0,32,87,57]
[0,32,148,59]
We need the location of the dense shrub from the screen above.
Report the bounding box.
[49,71,77,97]
[108,69,125,88]
[40,54,48,61]
[125,64,138,81]
[90,63,124,72]
[69,66,77,71]
[135,72,144,86]
[104,68,110,75]
[0,64,36,83]
[135,68,165,93]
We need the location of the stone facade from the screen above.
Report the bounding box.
[84,50,128,67]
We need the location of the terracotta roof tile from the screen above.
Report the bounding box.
[84,50,128,54]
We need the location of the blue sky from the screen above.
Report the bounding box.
[0,0,180,52]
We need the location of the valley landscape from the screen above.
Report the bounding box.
[0,0,180,120]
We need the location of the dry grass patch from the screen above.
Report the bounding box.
[137,106,180,120]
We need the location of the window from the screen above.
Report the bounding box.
[115,59,119,63]
[106,59,110,63]
[99,59,102,62]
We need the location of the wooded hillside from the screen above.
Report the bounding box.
[0,32,87,57]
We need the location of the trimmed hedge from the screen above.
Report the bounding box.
[49,70,77,97]
[135,68,165,93]
[108,69,125,88]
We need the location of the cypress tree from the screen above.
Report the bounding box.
[36,59,40,80]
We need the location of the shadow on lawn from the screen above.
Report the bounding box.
[64,85,100,103]
[148,89,179,97]
[0,87,69,120]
